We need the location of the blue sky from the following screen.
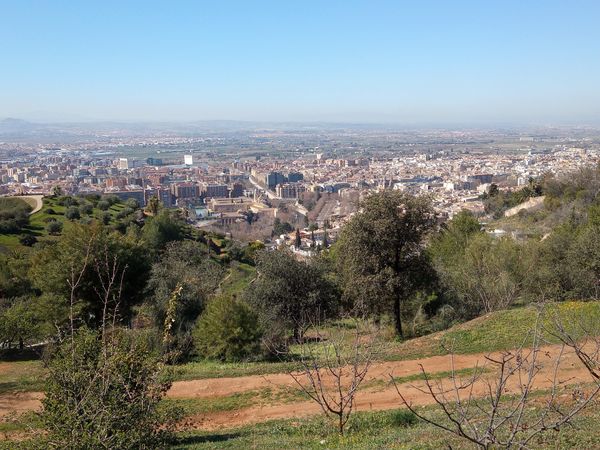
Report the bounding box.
[1,1,599,124]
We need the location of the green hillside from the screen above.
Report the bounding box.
[0,195,128,251]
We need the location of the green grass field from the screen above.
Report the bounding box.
[0,196,128,251]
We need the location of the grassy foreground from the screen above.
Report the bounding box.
[171,403,600,450]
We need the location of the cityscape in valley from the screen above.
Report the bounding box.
[4,1,600,448]
[2,119,598,248]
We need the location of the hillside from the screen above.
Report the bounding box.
[0,301,599,448]
[0,195,128,250]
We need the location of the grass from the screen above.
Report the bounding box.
[218,263,256,297]
[15,197,39,210]
[172,359,301,381]
[0,361,45,395]
[173,301,600,380]
[171,400,600,449]
[165,388,308,418]
[2,301,600,391]
[0,196,128,251]
[6,401,600,449]
[388,300,600,361]
[164,392,259,417]
[0,411,42,434]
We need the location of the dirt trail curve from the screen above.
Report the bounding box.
[0,343,593,431]
[14,195,43,215]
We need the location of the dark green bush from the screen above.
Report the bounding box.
[194,296,263,362]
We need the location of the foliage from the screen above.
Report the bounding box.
[334,191,436,336]
[244,248,338,343]
[97,199,110,211]
[147,240,223,358]
[42,328,179,449]
[142,210,185,253]
[18,234,37,247]
[272,218,293,236]
[0,297,41,349]
[482,179,543,218]
[46,220,63,235]
[64,206,80,220]
[194,296,263,362]
[28,223,150,329]
[430,213,532,317]
[0,198,32,234]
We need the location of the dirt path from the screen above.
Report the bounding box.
[0,343,593,431]
[15,195,43,215]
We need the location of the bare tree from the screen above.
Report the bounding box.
[286,319,379,435]
[394,316,600,449]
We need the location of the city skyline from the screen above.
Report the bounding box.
[2,1,600,125]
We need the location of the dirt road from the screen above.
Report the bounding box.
[0,343,593,431]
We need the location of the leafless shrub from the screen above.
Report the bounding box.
[286,319,380,435]
[394,315,600,449]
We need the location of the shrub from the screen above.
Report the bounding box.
[101,211,112,225]
[101,195,120,206]
[194,296,263,362]
[65,206,80,221]
[19,234,37,246]
[125,198,140,209]
[57,196,78,207]
[390,409,418,428]
[79,203,94,216]
[97,200,110,211]
[46,208,56,215]
[42,328,179,449]
[46,221,63,235]
[116,207,134,220]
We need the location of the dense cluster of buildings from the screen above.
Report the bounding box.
[0,129,598,233]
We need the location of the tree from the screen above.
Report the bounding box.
[29,223,150,330]
[46,220,63,235]
[194,295,263,362]
[433,233,529,317]
[141,210,185,254]
[52,185,64,197]
[19,234,37,247]
[147,240,223,358]
[41,245,179,449]
[335,191,436,337]
[125,198,140,209]
[97,200,110,211]
[272,218,293,237]
[244,249,338,342]
[0,297,41,350]
[146,195,160,216]
[396,312,600,449]
[79,202,93,216]
[65,206,80,221]
[101,211,112,225]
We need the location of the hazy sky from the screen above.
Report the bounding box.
[2,0,600,124]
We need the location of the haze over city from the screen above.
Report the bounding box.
[3,0,600,124]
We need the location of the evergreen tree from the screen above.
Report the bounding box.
[335,191,435,337]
